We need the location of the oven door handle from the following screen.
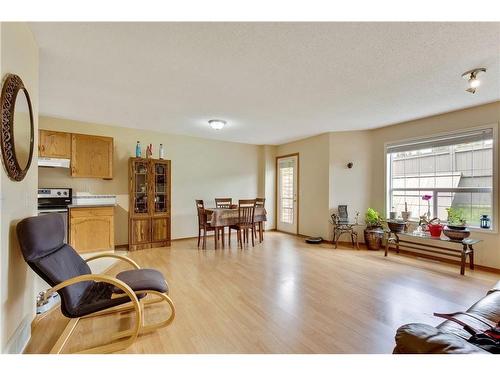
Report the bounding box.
[38,209,69,214]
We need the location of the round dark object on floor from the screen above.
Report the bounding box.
[305,237,323,244]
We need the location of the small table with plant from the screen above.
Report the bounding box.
[384,207,481,275]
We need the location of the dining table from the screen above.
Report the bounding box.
[205,207,267,249]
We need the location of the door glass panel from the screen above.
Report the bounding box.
[279,161,294,224]
[134,162,148,213]
[154,162,167,213]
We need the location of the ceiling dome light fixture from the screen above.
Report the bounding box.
[462,68,486,94]
[209,119,226,130]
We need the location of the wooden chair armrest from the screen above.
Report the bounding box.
[46,274,142,354]
[85,254,141,270]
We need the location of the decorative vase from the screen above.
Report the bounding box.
[401,211,411,221]
[364,227,384,250]
[428,223,444,237]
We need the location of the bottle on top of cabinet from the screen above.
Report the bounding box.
[159,144,165,159]
[135,141,142,158]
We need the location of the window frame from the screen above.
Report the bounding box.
[384,123,498,233]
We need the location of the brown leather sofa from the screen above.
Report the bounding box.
[394,281,500,354]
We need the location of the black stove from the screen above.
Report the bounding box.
[38,188,72,211]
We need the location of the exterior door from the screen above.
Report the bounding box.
[277,154,299,234]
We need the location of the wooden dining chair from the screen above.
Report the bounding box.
[215,198,232,208]
[253,198,266,243]
[196,200,220,249]
[229,199,256,248]
[214,198,232,245]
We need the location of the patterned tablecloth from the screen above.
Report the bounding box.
[205,207,267,227]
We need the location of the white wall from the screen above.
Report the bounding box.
[258,145,277,230]
[0,22,39,353]
[277,133,331,238]
[328,131,373,241]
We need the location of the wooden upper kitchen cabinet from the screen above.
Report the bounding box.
[38,130,72,158]
[71,133,113,179]
[69,206,115,253]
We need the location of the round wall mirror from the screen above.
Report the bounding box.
[0,74,34,181]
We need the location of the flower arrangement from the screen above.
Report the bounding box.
[422,194,432,219]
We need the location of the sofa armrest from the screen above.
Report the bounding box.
[394,323,490,354]
[487,280,500,294]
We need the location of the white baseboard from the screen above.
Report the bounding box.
[4,315,31,354]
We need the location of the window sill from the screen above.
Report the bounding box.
[405,220,497,235]
[467,227,497,235]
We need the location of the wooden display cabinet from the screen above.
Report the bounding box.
[128,157,171,251]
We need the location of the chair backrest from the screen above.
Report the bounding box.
[215,198,232,208]
[238,199,256,225]
[255,198,266,208]
[195,200,207,226]
[16,213,93,318]
[338,205,348,220]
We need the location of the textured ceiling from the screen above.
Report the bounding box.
[29,22,500,145]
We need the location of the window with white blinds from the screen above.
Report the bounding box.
[386,127,495,228]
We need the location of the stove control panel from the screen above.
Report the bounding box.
[38,188,72,199]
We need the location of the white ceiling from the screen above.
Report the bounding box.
[29,22,500,145]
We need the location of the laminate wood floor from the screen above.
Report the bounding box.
[26,232,499,354]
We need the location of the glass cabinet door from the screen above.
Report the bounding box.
[133,160,149,214]
[153,161,168,214]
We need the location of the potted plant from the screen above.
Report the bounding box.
[364,208,384,250]
[446,207,467,229]
[443,207,470,240]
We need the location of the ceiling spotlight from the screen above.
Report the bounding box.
[462,68,486,94]
[208,119,226,130]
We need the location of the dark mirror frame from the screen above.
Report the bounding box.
[0,73,35,182]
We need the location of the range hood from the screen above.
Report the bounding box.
[38,157,71,168]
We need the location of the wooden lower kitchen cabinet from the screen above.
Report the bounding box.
[69,206,115,253]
